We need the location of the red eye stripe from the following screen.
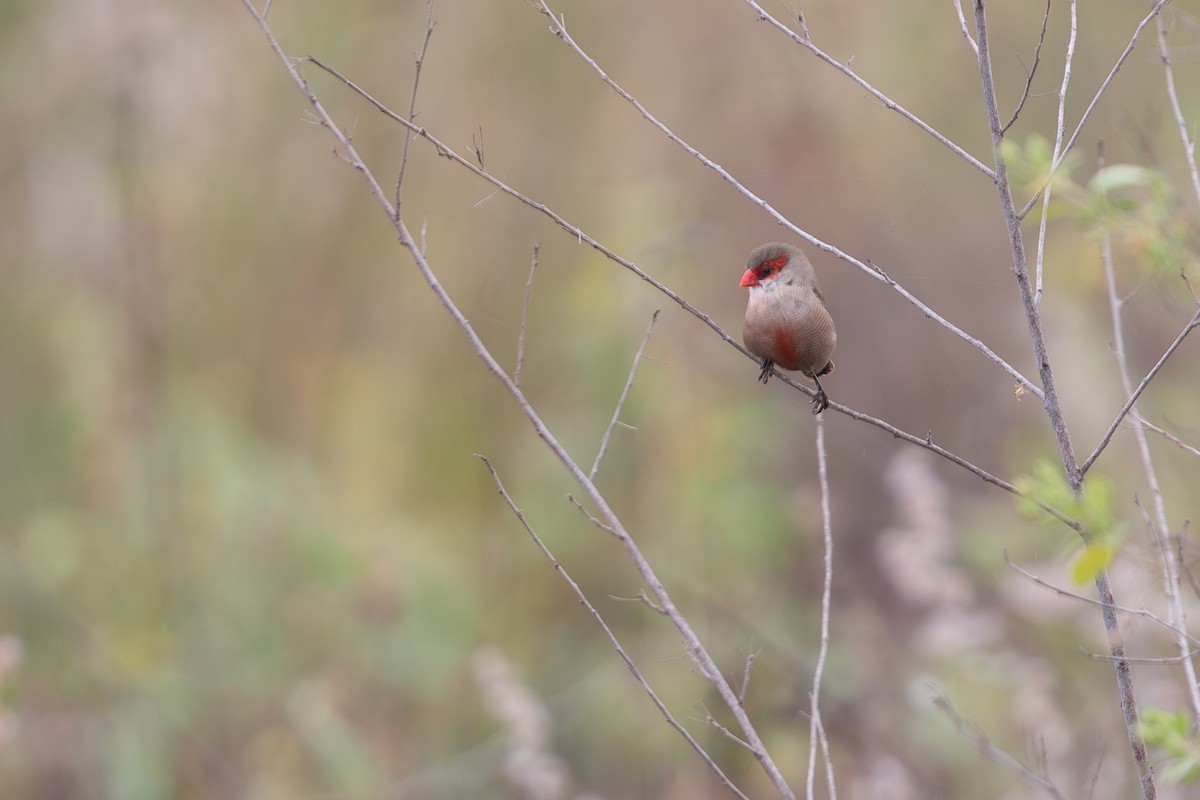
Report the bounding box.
[756,254,787,277]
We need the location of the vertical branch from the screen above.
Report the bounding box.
[974,2,1154,794]
[514,243,539,387]
[806,414,837,800]
[1098,147,1200,721]
[394,0,436,213]
[973,0,1080,487]
[1156,16,1200,208]
[1034,0,1076,307]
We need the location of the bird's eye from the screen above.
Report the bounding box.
[757,255,787,278]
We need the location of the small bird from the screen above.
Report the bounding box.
[740,242,837,414]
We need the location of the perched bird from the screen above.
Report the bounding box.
[740,242,837,414]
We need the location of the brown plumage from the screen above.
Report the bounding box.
[740,242,837,414]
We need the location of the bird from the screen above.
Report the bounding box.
[740,242,837,414]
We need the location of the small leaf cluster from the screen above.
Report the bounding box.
[1014,459,1124,584]
[1140,708,1200,784]
[1002,134,1200,278]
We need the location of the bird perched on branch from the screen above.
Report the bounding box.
[740,242,837,414]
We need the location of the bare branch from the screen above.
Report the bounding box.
[1001,0,1052,135]
[703,710,756,752]
[1080,307,1200,476]
[1018,0,1171,219]
[1034,0,1076,307]
[394,0,436,212]
[590,309,659,481]
[532,0,1044,400]
[567,494,618,537]
[932,688,1069,800]
[1157,15,1200,214]
[975,0,1081,490]
[1083,648,1200,665]
[514,243,539,387]
[738,645,760,707]
[807,414,837,800]
[477,456,749,800]
[951,0,979,57]
[1005,555,1200,649]
[1099,175,1200,721]
[1135,413,1200,459]
[743,0,994,179]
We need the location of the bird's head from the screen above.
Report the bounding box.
[739,242,814,289]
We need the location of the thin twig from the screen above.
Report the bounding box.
[1098,160,1200,722]
[1001,0,1052,135]
[807,414,837,800]
[932,688,1068,800]
[951,0,980,57]
[1018,0,1171,219]
[477,456,750,800]
[567,495,618,537]
[1005,555,1200,649]
[738,645,760,707]
[1135,413,1200,459]
[1157,15,1200,231]
[1080,307,1200,475]
[514,243,539,387]
[533,0,1044,400]
[590,309,659,481]
[1034,0,1076,307]
[742,0,994,179]
[1083,648,1200,665]
[394,0,436,214]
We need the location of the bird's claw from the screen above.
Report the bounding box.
[810,388,829,415]
[757,359,773,384]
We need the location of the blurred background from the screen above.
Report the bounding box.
[3,0,1200,797]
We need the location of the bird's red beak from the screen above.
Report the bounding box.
[739,268,759,287]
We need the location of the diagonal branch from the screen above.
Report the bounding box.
[741,0,995,179]
[1018,0,1171,219]
[590,309,659,481]
[531,0,1044,401]
[477,455,750,800]
[1001,0,1052,135]
[242,7,798,795]
[932,688,1069,800]
[1080,307,1200,476]
[296,54,1076,527]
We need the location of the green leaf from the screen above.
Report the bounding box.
[1089,164,1152,194]
[1070,541,1115,585]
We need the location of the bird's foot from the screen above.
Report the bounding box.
[810,375,830,414]
[810,388,829,415]
[757,359,773,384]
